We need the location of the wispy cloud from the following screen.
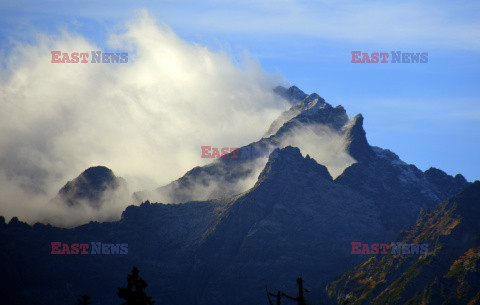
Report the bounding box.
[0,10,288,226]
[152,0,480,50]
[2,1,479,50]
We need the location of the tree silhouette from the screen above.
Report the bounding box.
[118,266,155,305]
[77,294,91,305]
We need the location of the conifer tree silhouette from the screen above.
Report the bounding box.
[77,294,91,305]
[118,266,155,305]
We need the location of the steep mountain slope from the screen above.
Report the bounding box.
[335,106,467,223]
[189,146,381,305]
[326,181,480,305]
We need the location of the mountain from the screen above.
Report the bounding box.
[0,147,374,304]
[189,146,379,304]
[326,181,480,305]
[134,86,351,204]
[54,166,129,209]
[0,146,470,305]
[424,167,468,200]
[273,85,308,104]
[0,85,472,305]
[135,86,466,210]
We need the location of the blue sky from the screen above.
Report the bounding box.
[1,0,479,181]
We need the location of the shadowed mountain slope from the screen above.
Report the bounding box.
[327,181,480,305]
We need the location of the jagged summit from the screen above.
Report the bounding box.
[266,88,342,136]
[134,85,469,207]
[302,92,325,106]
[425,167,467,185]
[270,92,348,137]
[424,167,469,201]
[274,85,308,104]
[255,146,332,186]
[342,114,375,163]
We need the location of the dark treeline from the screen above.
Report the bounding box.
[77,266,155,305]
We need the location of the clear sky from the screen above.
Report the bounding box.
[1,0,479,182]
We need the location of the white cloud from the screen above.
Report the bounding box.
[277,123,356,178]
[0,10,288,226]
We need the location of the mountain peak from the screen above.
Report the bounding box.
[256,146,332,187]
[424,167,470,199]
[56,166,126,209]
[270,93,348,138]
[342,114,375,163]
[79,166,116,184]
[274,85,308,104]
[455,173,468,184]
[303,92,325,104]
